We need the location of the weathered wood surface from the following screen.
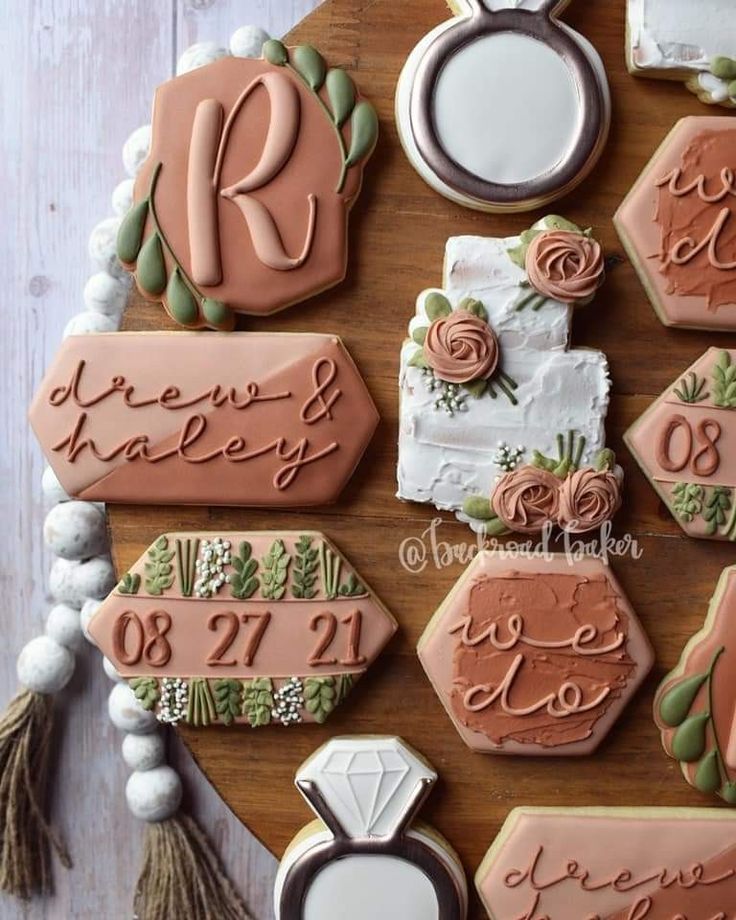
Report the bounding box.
[1,2,316,918]
[104,0,736,918]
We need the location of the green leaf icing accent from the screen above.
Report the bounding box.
[304,676,337,723]
[137,232,167,296]
[594,448,616,472]
[712,351,736,408]
[412,327,428,346]
[130,677,159,711]
[457,297,488,321]
[335,673,354,705]
[230,541,259,599]
[408,349,429,369]
[292,535,319,599]
[175,538,200,598]
[242,677,274,727]
[463,495,494,521]
[507,215,584,272]
[483,517,511,537]
[263,39,288,66]
[463,379,488,398]
[695,750,722,794]
[722,782,736,804]
[167,268,199,327]
[711,56,736,80]
[213,679,242,726]
[659,673,709,727]
[261,539,290,600]
[145,536,175,595]
[345,101,379,168]
[425,292,452,321]
[293,45,326,91]
[672,483,705,523]
[671,712,710,763]
[326,69,355,127]
[319,542,342,600]
[117,572,141,595]
[674,372,709,404]
[201,298,232,330]
[117,199,149,263]
[704,487,732,536]
[187,678,216,727]
[338,572,364,597]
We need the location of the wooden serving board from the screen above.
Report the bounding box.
[112,1,736,915]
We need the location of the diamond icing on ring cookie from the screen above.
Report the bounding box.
[395,0,611,213]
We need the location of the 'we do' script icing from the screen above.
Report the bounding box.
[29,333,379,507]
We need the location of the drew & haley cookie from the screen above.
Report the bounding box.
[395,0,610,212]
[118,40,378,330]
[274,736,468,920]
[625,348,736,541]
[475,806,736,919]
[627,0,736,108]
[615,117,736,331]
[654,564,736,805]
[88,531,397,727]
[29,332,378,507]
[418,553,654,755]
[397,217,624,537]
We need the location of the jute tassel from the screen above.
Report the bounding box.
[0,690,71,898]
[134,811,253,920]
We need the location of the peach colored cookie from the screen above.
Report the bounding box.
[88,531,397,727]
[476,806,736,919]
[417,553,654,756]
[118,41,378,330]
[615,117,736,331]
[655,564,736,805]
[625,347,736,540]
[29,332,378,507]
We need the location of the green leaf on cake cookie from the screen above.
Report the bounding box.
[304,676,337,724]
[263,39,288,66]
[712,350,736,408]
[117,199,149,263]
[130,677,159,711]
[261,539,291,600]
[213,679,242,726]
[230,541,259,600]
[167,268,199,327]
[293,45,326,91]
[457,297,488,321]
[242,678,274,728]
[424,292,452,321]
[345,101,379,168]
[326,69,356,127]
[694,751,722,794]
[659,672,709,727]
[137,232,167,296]
[671,712,710,763]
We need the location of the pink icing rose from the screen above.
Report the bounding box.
[557,468,623,533]
[525,230,605,305]
[491,466,561,535]
[423,310,499,384]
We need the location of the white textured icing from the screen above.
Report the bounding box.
[303,856,438,920]
[397,234,611,532]
[628,0,736,72]
[433,33,579,185]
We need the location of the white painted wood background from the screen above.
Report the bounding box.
[0,1,318,916]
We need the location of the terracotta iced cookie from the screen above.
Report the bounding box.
[274,736,467,920]
[615,117,736,331]
[29,332,378,507]
[397,219,624,537]
[418,553,653,756]
[476,806,736,919]
[655,564,736,804]
[627,0,736,108]
[88,531,397,727]
[625,347,736,540]
[118,40,378,329]
[395,0,610,212]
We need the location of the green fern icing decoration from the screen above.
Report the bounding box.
[319,542,342,600]
[292,535,319,599]
[532,431,588,478]
[117,571,141,595]
[338,572,365,597]
[144,536,175,596]
[242,678,274,728]
[674,371,709,404]
[187,678,217,727]
[129,677,159,712]
[230,541,259,600]
[213,679,242,726]
[671,483,705,523]
[175,538,200,597]
[335,673,354,706]
[261,540,290,600]
[712,351,736,408]
[304,677,337,724]
[703,487,732,536]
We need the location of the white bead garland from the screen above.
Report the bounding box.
[125,765,182,822]
[121,732,166,772]
[17,636,75,695]
[45,603,85,653]
[88,217,125,279]
[102,655,124,683]
[111,178,134,216]
[83,271,128,317]
[176,41,229,76]
[43,501,108,561]
[122,124,151,178]
[230,25,270,58]
[49,555,115,608]
[41,465,70,504]
[108,683,158,734]
[79,598,102,644]
[63,311,119,338]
